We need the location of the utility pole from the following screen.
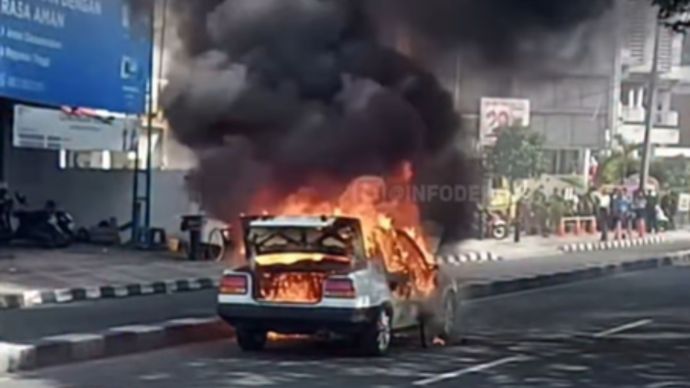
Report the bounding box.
[144,0,169,230]
[639,20,662,193]
[132,0,167,245]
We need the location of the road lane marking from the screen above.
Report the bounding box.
[593,319,653,338]
[412,355,528,386]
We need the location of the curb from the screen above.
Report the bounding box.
[559,236,665,253]
[0,277,220,311]
[436,252,502,265]
[459,250,690,300]
[0,317,232,374]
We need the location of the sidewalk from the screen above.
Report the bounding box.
[443,229,690,260]
[2,230,690,309]
[0,246,224,303]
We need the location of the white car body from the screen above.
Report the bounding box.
[216,216,447,354]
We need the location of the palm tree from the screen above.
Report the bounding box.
[596,135,640,185]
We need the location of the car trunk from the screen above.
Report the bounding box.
[252,253,352,304]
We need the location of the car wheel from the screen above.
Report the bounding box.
[236,329,267,352]
[439,290,458,340]
[360,308,392,356]
[422,289,459,344]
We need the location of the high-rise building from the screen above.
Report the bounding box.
[618,0,690,151]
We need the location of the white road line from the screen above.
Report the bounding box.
[593,319,653,338]
[412,356,528,386]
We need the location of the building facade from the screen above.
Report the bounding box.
[619,0,690,158]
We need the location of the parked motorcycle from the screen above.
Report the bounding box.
[0,187,13,244]
[12,196,75,248]
[484,210,509,240]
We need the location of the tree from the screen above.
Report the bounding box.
[651,156,690,190]
[487,126,545,196]
[596,135,686,188]
[654,0,690,31]
[596,135,640,185]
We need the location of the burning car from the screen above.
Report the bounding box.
[217,214,458,356]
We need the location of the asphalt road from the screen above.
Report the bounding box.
[4,265,690,387]
[2,241,690,343]
[0,291,217,342]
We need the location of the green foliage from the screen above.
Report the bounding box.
[653,157,690,190]
[654,0,690,31]
[487,126,545,192]
[598,156,637,185]
[597,135,690,189]
[596,135,640,185]
[559,176,586,190]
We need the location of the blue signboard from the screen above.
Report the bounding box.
[0,0,152,113]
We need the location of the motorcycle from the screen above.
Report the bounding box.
[484,210,509,240]
[0,187,13,244]
[12,195,75,248]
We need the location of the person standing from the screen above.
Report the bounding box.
[597,188,611,241]
[633,190,647,232]
[668,192,679,230]
[661,193,674,230]
[612,189,630,238]
[646,190,659,234]
[622,188,634,236]
[549,188,564,235]
[532,188,548,237]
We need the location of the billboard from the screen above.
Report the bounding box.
[618,124,680,145]
[480,98,531,146]
[13,104,138,151]
[0,0,152,113]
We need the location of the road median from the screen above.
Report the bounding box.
[0,277,220,311]
[0,317,233,373]
[458,252,686,300]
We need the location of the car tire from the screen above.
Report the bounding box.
[422,289,459,344]
[359,308,392,356]
[439,290,459,340]
[236,329,267,352]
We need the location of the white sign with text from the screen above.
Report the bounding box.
[678,193,690,213]
[13,104,138,152]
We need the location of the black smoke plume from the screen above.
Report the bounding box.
[164,0,611,240]
[376,0,614,65]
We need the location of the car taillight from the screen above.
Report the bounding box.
[323,278,355,299]
[219,275,248,295]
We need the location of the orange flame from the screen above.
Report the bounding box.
[245,162,437,299]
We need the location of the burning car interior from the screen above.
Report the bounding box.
[239,215,437,305]
[245,219,365,304]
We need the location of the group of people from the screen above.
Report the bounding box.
[513,186,677,238]
[599,188,670,236]
[517,187,595,236]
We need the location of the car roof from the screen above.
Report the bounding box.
[247,216,339,228]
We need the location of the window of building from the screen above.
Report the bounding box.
[542,149,583,175]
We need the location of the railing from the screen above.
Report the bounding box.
[558,216,597,236]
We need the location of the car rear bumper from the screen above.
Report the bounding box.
[218,303,380,334]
